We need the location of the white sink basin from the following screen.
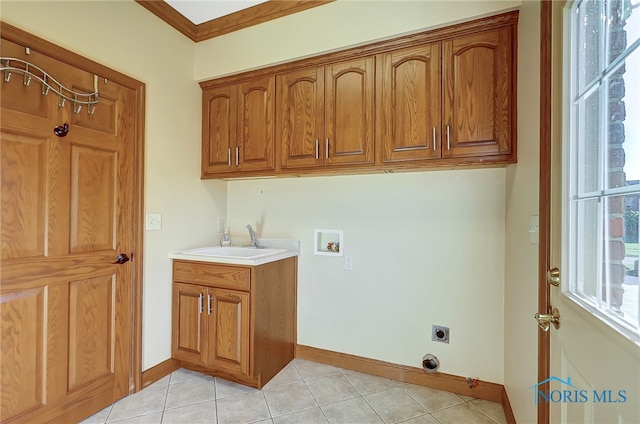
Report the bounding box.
[180,246,287,259]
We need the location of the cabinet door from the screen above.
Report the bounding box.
[276,67,324,169]
[202,85,236,173]
[172,283,206,364]
[237,76,275,171]
[378,43,441,163]
[325,57,375,166]
[442,27,513,158]
[207,288,249,375]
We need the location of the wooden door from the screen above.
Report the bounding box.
[171,283,206,364]
[207,288,249,376]
[325,57,375,166]
[377,43,441,163]
[276,67,324,169]
[1,37,137,423]
[237,76,275,172]
[442,27,513,158]
[202,84,236,174]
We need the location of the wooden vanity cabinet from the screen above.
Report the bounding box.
[201,75,275,176]
[277,56,375,170]
[171,258,296,389]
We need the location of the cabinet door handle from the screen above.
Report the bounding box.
[207,294,212,315]
[227,148,231,166]
[235,147,239,165]
[446,125,451,150]
[315,139,319,160]
[325,138,329,159]
[198,293,204,314]
[432,127,437,151]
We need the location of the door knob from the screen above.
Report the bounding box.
[113,253,130,264]
[547,267,560,287]
[534,307,560,331]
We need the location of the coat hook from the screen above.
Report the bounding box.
[42,84,50,96]
[3,70,11,83]
[73,94,82,114]
[53,123,69,137]
[23,74,31,86]
[58,94,65,107]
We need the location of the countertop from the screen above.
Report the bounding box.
[168,239,300,266]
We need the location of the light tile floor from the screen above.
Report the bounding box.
[81,359,507,424]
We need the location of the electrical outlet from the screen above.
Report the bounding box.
[145,213,162,231]
[432,325,450,343]
[344,255,354,271]
[217,218,226,233]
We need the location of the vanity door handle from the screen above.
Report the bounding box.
[235,147,239,165]
[446,125,451,150]
[315,139,319,160]
[227,148,231,166]
[198,293,204,314]
[325,138,329,159]
[207,294,213,315]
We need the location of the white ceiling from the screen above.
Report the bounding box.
[164,0,270,25]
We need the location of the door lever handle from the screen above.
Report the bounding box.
[113,253,130,264]
[534,307,560,331]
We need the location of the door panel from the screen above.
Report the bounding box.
[443,27,512,158]
[238,76,274,171]
[171,283,205,363]
[0,288,45,421]
[378,43,441,163]
[208,288,249,375]
[69,146,116,253]
[325,57,375,166]
[0,132,47,259]
[68,275,115,390]
[277,67,324,169]
[202,85,236,173]
[1,34,137,423]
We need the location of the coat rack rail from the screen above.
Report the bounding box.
[1,57,99,114]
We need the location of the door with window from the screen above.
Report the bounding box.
[542,1,640,422]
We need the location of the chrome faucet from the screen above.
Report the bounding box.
[246,225,258,248]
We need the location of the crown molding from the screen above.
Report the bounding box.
[136,0,334,42]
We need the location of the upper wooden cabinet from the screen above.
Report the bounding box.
[199,11,518,179]
[277,57,375,170]
[377,43,442,163]
[202,76,274,175]
[442,27,514,158]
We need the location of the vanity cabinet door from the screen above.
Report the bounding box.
[172,283,206,364]
[206,288,250,376]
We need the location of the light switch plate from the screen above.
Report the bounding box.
[529,215,539,245]
[146,213,162,231]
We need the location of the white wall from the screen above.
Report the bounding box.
[227,170,506,382]
[504,1,541,422]
[0,0,228,370]
[194,0,528,384]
